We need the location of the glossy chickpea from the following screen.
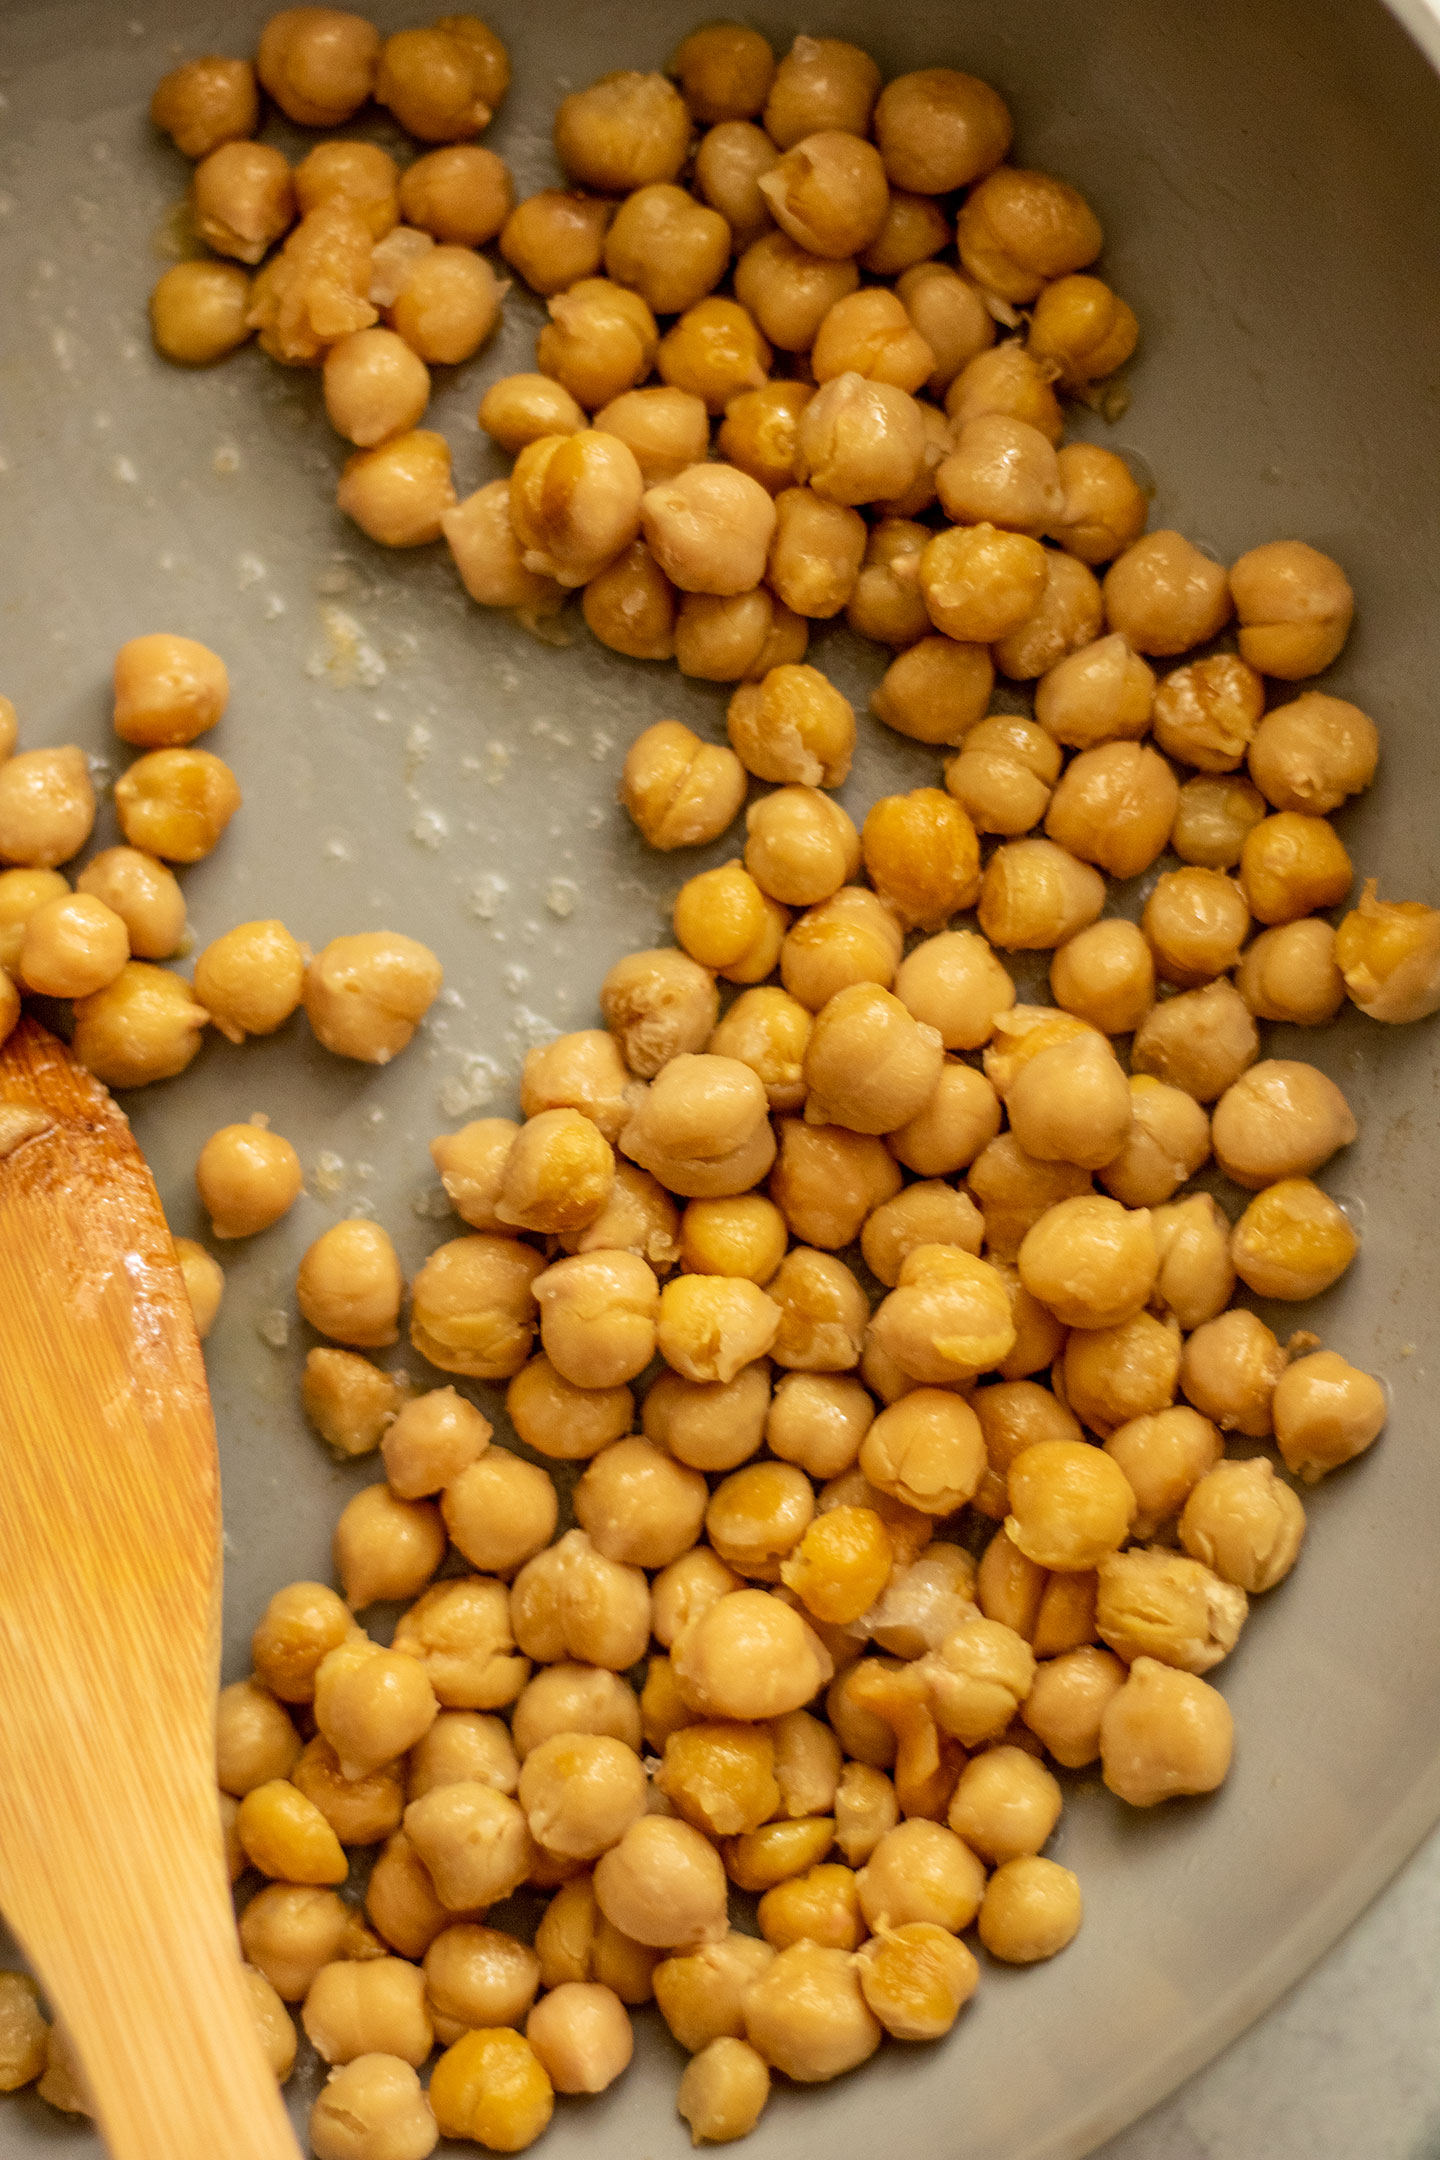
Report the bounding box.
[66,853,176,967]
[1017,1642,1124,1767]
[1103,531,1232,656]
[492,1107,615,1238]
[734,232,859,354]
[1004,1436,1136,1572]
[742,1943,880,2083]
[706,988,810,1115]
[1143,1195,1229,1338]
[766,1247,866,1372]
[1180,1307,1286,1437]
[860,788,980,932]
[740,786,856,910]
[1033,638,1152,758]
[1049,441,1149,565]
[757,1376,869,1485]
[476,378,581,463]
[149,258,254,364]
[1270,1349,1387,1487]
[505,1358,629,1468]
[993,553,1104,683]
[293,141,398,242]
[794,375,928,509]
[896,263,993,399]
[593,1816,729,1952]
[257,9,378,126]
[113,746,238,865]
[844,520,930,647]
[428,2027,553,2150]
[1095,1539,1247,1670]
[621,1051,775,1200]
[191,140,294,264]
[308,2054,438,2160]
[1131,978,1258,1103]
[392,1575,529,1713]
[1169,779,1267,880]
[977,837,1105,952]
[918,524,1047,646]
[868,1244,1015,1386]
[653,1931,775,2054]
[944,343,1062,444]
[393,146,510,251]
[442,481,565,619]
[499,188,611,294]
[769,1115,901,1243]
[1047,921,1152,1036]
[529,1248,659,1389]
[408,1234,544,1381]
[516,1736,647,1866]
[510,1531,651,1675]
[1098,1077,1209,1211]
[1230,1176,1357,1300]
[977,1855,1083,1963]
[757,1864,864,1955]
[321,330,429,452]
[704,1461,814,1578]
[944,715,1059,838]
[656,307,766,425]
[764,487,866,619]
[408,1708,520,1803]
[658,1720,780,1838]
[364,1829,454,1960]
[602,948,719,1078]
[402,1779,535,1913]
[1249,693,1379,818]
[1176,1461,1304,1604]
[216,1678,302,1797]
[763,33,880,144]
[252,1581,353,1707]
[71,962,209,1089]
[860,1189,979,1295]
[0,746,92,870]
[555,70,690,192]
[1099,1408,1221,1542]
[510,427,645,592]
[1141,867,1250,988]
[810,290,932,394]
[427,1119,518,1234]
[439,1448,557,1579]
[194,1122,302,1241]
[888,935,1010,1058]
[13,887,123,1000]
[802,982,944,1134]
[676,1194,783,1286]
[1100,1656,1233,1807]
[727,663,855,788]
[709,389,804,505]
[313,1636,440,1783]
[296,1220,402,1351]
[1044,741,1178,882]
[336,429,456,549]
[946,1746,1060,1868]
[603,185,730,317]
[1152,652,1264,771]
[583,395,701,498]
[1238,806,1354,925]
[1335,881,1440,1022]
[1005,1028,1134,1173]
[562,1162,681,1272]
[669,22,774,123]
[936,414,1062,538]
[853,1818,985,1936]
[376,1387,486,1499]
[956,165,1102,303]
[678,2037,771,2143]
[1029,272,1138,388]
[858,190,948,279]
[152,51,258,158]
[672,1586,832,1722]
[641,466,778,602]
[1210,1058,1356,1190]
[870,65,1010,193]
[1061,1305,1181,1436]
[518,1031,629,1149]
[1230,539,1353,679]
[1017,1193,1156,1330]
[387,247,501,367]
[572,1435,707,1570]
[374,25,501,142]
[886,1065,999,1180]
[333,1480,445,1612]
[859,1389,985,1518]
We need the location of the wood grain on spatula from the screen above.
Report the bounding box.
[0,1018,300,2159]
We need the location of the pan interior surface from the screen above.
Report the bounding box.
[0,0,1439,2155]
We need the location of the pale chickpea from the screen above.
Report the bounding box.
[1103,531,1233,656]
[741,786,857,910]
[1061,1306,1181,1438]
[409,1234,543,1380]
[403,1776,535,1912]
[308,2055,438,2159]
[1131,978,1259,1103]
[640,465,777,602]
[919,523,1049,645]
[1230,539,1354,679]
[500,188,612,294]
[937,414,1063,537]
[296,1220,403,1351]
[1210,1058,1356,1190]
[1152,652,1264,771]
[763,1247,865,1373]
[1098,1076,1211,1211]
[314,1635,439,1783]
[944,714,1061,837]
[386,247,501,367]
[672,1586,831,1721]
[439,1447,557,1578]
[966,1132,1093,1261]
[854,1816,985,1934]
[442,481,565,619]
[602,947,719,1077]
[562,1161,681,1271]
[1050,441,1150,565]
[1099,1408,1221,1544]
[1179,1306,1285,1437]
[584,391,703,494]
[885,1064,998,1180]
[303,1956,434,2074]
[593,1817,728,1951]
[1017,1192,1156,1330]
[1170,775,1268,875]
[72,962,209,1088]
[0,746,93,869]
[293,140,397,242]
[890,932,1012,1055]
[1044,741,1179,881]
[1047,920,1153,1035]
[948,1745,1061,1866]
[573,1435,708,1570]
[687,124,774,258]
[216,1678,302,1797]
[1335,880,1440,1023]
[1150,1193,1235,1331]
[529,1248,658,1389]
[861,1185,982,1291]
[651,1548,746,1645]
[509,426,644,587]
[604,184,730,317]
[766,487,867,619]
[365,1829,453,1960]
[1271,1348,1386,1486]
[511,1667,640,1761]
[1100,1655,1234,1807]
[1142,867,1251,988]
[378,1386,487,1497]
[1004,1437,1136,1571]
[675,590,809,683]
[304,932,442,1064]
[868,1244,1015,1387]
[505,1360,626,1475]
[1177,1461,1304,1603]
[1033,634,1153,754]
[14,890,123,1000]
[802,981,944,1134]
[477,377,582,462]
[1004,1028,1133,1173]
[427,1119,518,1234]
[678,2037,771,2144]
[859,1388,985,1517]
[956,166,1102,303]
[977,836,1106,951]
[511,1529,651,1671]
[768,1120,900,1251]
[1029,272,1139,388]
[517,1735,647,1865]
[897,262,994,396]
[400,143,511,249]
[734,231,858,354]
[257,9,379,126]
[621,1050,775,1198]
[727,662,855,788]
[794,375,928,509]
[1249,691,1379,816]
[656,297,772,414]
[150,258,254,366]
[523,1981,633,2097]
[191,140,294,264]
[742,1941,880,2082]
[1015,1642,1121,1767]
[422,1923,539,2046]
[374,24,503,141]
[337,430,455,549]
[391,1577,527,1716]
[555,70,691,192]
[945,342,1063,443]
[978,1855,1083,1963]
[811,288,934,393]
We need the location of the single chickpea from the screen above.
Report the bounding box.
[657,298,772,414]
[67,854,178,969]
[603,184,730,317]
[257,8,379,126]
[674,590,808,683]
[252,1580,354,1706]
[387,247,501,367]
[733,231,859,354]
[658,1721,780,1837]
[678,1194,785,1286]
[511,1529,651,1671]
[972,1381,1083,1519]
[956,166,1102,303]
[1336,880,1440,1022]
[303,1957,434,2074]
[237,1777,348,1884]
[479,375,584,460]
[303,932,442,1065]
[859,1389,985,1518]
[1210,1058,1356,1190]
[1230,1176,1357,1301]
[520,1029,631,1145]
[705,987,810,1114]
[510,1667,640,1762]
[239,1883,347,2004]
[757,1863,863,1954]
[113,746,239,865]
[336,430,455,548]
[308,2054,437,2160]
[853,1816,985,1934]
[1098,1076,1210,1210]
[801,981,944,1134]
[195,1122,303,1241]
[873,65,1011,193]
[640,466,778,602]
[937,414,1063,537]
[71,963,209,1089]
[1047,920,1153,1035]
[152,52,258,158]
[766,486,867,618]
[507,1356,630,1465]
[1061,1306,1181,1438]
[441,1448,557,1578]
[766,1248,867,1372]
[1272,1349,1387,1483]
[408,1707,520,1802]
[1029,272,1138,388]
[860,188,950,277]
[944,714,1061,837]
[714,385,809,501]
[998,1026,1131,1172]
[1032,638,1151,759]
[977,836,1105,952]
[509,427,644,586]
[602,948,719,1077]
[860,788,980,932]
[423,1924,539,2049]
[333,1481,444,1612]
[1103,1406,1222,1539]
[374,23,503,141]
[862,1184,982,1290]
[1100,1655,1234,1806]
[897,262,994,395]
[592,1816,729,1952]
[1249,693,1380,819]
[15,888,125,1000]
[1131,977,1259,1103]
[978,1855,1083,1963]
[409,1234,544,1380]
[302,1347,405,1468]
[428,1119,519,1233]
[887,1063,1000,1179]
[1096,1545,1247,1674]
[1003,1437,1136,1572]
[517,1736,648,1866]
[1050,441,1149,564]
[1230,539,1354,679]
[621,1051,775,1199]
[0,746,93,869]
[1044,741,1179,882]
[591,389,708,492]
[1180,1307,1286,1436]
[492,1108,615,1237]
[670,22,775,123]
[727,663,855,788]
[499,188,612,294]
[945,342,1063,442]
[1019,1642,1125,1767]
[890,933,1012,1055]
[365,1829,453,1960]
[678,2037,771,2144]
[691,119,778,253]
[763,34,880,144]
[400,143,511,249]
[1103,531,1233,656]
[811,288,934,393]
[191,140,294,264]
[296,1220,402,1350]
[742,1942,880,2083]
[563,1161,682,1270]
[524,1981,633,2098]
[845,519,931,646]
[529,1247,659,1388]
[320,329,429,450]
[1177,1459,1305,1599]
[705,1460,815,1578]
[769,1114,901,1242]
[1152,1188,1227,1324]
[292,1733,405,1846]
[1142,866,1251,988]
[294,140,398,242]
[403,1778,535,1911]
[965,1131,1093,1262]
[149,258,254,364]
[672,1586,832,1721]
[216,1678,302,1796]
[853,1922,977,2048]
[742,786,857,910]
[443,481,565,620]
[429,2027,553,2150]
[919,523,1050,645]
[654,1931,775,2054]
[1172,774,1269,873]
[574,1435,708,1570]
[794,375,928,509]
[555,70,691,192]
[947,1744,1061,1867]
[1151,652,1265,771]
[644,1364,770,1476]
[1017,1193,1156,1330]
[868,1244,1015,1386]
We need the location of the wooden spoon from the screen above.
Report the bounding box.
[0,1018,300,2159]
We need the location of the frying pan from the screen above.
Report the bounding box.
[1,0,1439,2153]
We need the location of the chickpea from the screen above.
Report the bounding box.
[396,144,511,251]
[858,788,979,932]
[570,1435,706,1570]
[294,1220,400,1350]
[386,246,501,367]
[853,192,946,281]
[1029,272,1139,389]
[869,1243,1016,1387]
[675,1195,782,1286]
[1209,1059,1355,1191]
[252,1580,353,1706]
[756,1863,863,1955]
[1271,1349,1388,1487]
[152,52,258,160]
[857,1390,983,1518]
[657,1720,780,1838]
[727,663,855,788]
[257,8,378,126]
[737,1941,880,2084]
[1043,740,1178,882]
[511,1529,651,1671]
[304,930,442,1064]
[708,391,805,508]
[1002,1437,1135,1573]
[886,1063,1000,1180]
[580,396,701,500]
[506,1356,630,1466]
[589,1816,729,1953]
[1168,785,1265,887]
[337,428,458,549]
[319,330,429,452]
[409,1709,520,1801]
[859,1190,978,1296]
[239,1883,346,2005]
[492,1108,614,1237]
[993,555,1103,685]
[429,2028,553,2151]
[896,262,993,398]
[1335,879,1440,1022]
[698,992,803,1119]
[291,1731,405,1845]
[498,189,609,295]
[1046,921,1153,1037]
[1230,1176,1357,1300]
[1230,539,1354,679]
[603,184,730,318]
[602,947,719,1077]
[704,1461,813,1578]
[971,1380,1081,1520]
[642,1363,767,1476]
[393,1576,529,1711]
[1177,1466,1301,1611]
[800,981,942,1136]
[974,1854,1082,1964]
[365,1829,454,1960]
[475,381,579,467]
[945,343,1063,444]
[1150,1187,1232,1327]
[944,715,1059,838]
[1180,1307,1286,1436]
[1062,1306,1179,1438]
[964,1131,1090,1259]
[654,1931,775,2056]
[677,2036,771,2144]
[766,486,867,619]
[520,1981,632,2099]
[403,1778,535,1912]
[193,1121,302,1241]
[768,1248,868,1372]
[1098,1408,1220,1542]
[1131,976,1259,1102]
[0,746,92,870]
[514,1736,647,1866]
[639,466,778,603]
[621,1051,775,1199]
[672,1585,833,1721]
[305,1960,433,2078]
[852,1817,983,1935]
[1097,1076,1209,1211]
[1048,440,1149,565]
[236,1774,348,1883]
[1142,866,1251,988]
[770,1117,901,1247]
[993,1020,1130,1171]
[70,961,208,1089]
[1015,1191,1155,1330]
[373,24,501,141]
[1095,1545,1246,1675]
[332,1479,444,1612]
[734,231,860,355]
[1103,530,1233,656]
[409,1233,544,1380]
[844,520,930,647]
[1250,696,1380,824]
[758,32,873,138]
[944,1745,1060,1867]
[1031,639,1149,760]
[65,855,176,973]
[956,165,1102,302]
[442,482,564,620]
[309,2054,438,2160]
[555,69,690,192]
[685,128,773,262]
[977,836,1105,953]
[919,523,1049,645]
[675,590,808,682]
[191,140,294,264]
[510,1667,640,1762]
[739,786,856,911]
[292,141,397,244]
[936,414,1062,538]
[1150,652,1263,773]
[1100,1654,1234,1807]
[889,936,1010,1059]
[249,199,379,369]
[511,430,644,594]
[113,745,239,865]
[665,23,773,123]
[215,1677,301,1797]
[652,299,769,418]
[794,375,928,509]
[425,1119,518,1235]
[441,1448,557,1578]
[808,289,932,395]
[13,889,122,1000]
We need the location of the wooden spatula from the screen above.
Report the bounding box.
[0,1018,300,2159]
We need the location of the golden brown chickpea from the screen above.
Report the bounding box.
[1240,810,1353,926]
[252,1580,354,1707]
[1336,880,1440,1022]
[742,1941,881,2082]
[896,262,994,397]
[1243,918,1350,1027]
[602,948,719,1078]
[388,246,501,366]
[659,1720,780,1837]
[649,1550,746,1650]
[295,1220,402,1352]
[555,69,691,192]
[538,279,658,413]
[1210,1058,1356,1191]
[764,33,880,143]
[1149,1192,1233,1332]
[400,143,511,248]
[640,466,778,601]
[704,987,809,1115]
[1131,977,1258,1103]
[1179,1458,1306,1594]
[858,190,949,278]
[712,385,807,500]
[948,1743,1061,1866]
[936,414,1062,537]
[1097,1076,1210,1210]
[734,231,859,354]
[859,1388,985,1517]
[191,140,294,264]
[740,785,856,909]
[1103,530,1233,656]
[654,302,770,420]
[603,185,731,317]
[1048,920,1154,1035]
[686,127,775,260]
[1049,440,1149,564]
[654,1930,775,2055]
[1248,691,1379,816]
[409,1233,544,1380]
[944,715,1060,838]
[152,52,258,158]
[374,23,501,141]
[1230,539,1354,679]
[811,288,933,392]
[508,1360,630,1472]
[0,746,92,870]
[189,919,305,1044]
[532,1248,660,1389]
[442,482,565,620]
[919,523,1049,645]
[657,1273,781,1385]
[500,188,612,294]
[978,1854,1083,1963]
[868,64,1010,189]
[1017,1189,1156,1330]
[519,1029,630,1147]
[248,201,377,366]
[792,375,927,510]
[956,165,1102,303]
[887,1061,1001,1178]
[257,8,379,125]
[364,1829,453,1959]
[1152,652,1265,771]
[1179,1306,1285,1437]
[428,2027,552,2148]
[1169,780,1265,880]
[580,541,676,662]
[945,342,1063,443]
[669,23,775,123]
[1003,1437,1135,1574]
[304,932,441,1063]
[977,836,1105,951]
[11,886,120,1001]
[509,427,644,588]
[869,1244,1015,1387]
[478,376,583,461]
[323,329,430,451]
[593,1816,729,1951]
[891,930,1013,1052]
[727,662,855,788]
[1062,1306,1181,1437]
[492,1108,614,1237]
[1230,1176,1357,1300]
[860,788,980,931]
[674,591,807,682]
[769,1114,901,1243]
[294,140,398,242]
[150,260,254,365]
[193,1121,302,1242]
[854,1814,986,1933]
[765,486,866,618]
[336,429,455,548]
[992,552,1104,683]
[1100,1655,1233,1807]
[377,1388,489,1501]
[293,1731,406,1846]
[672,1586,832,1721]
[1044,741,1179,881]
[574,1435,708,1570]
[1101,1406,1221,1541]
[113,746,239,865]
[621,1048,775,1197]
[71,962,208,1089]
[801,981,944,1134]
[1029,273,1139,388]
[217,1677,302,1796]
[757,1862,864,1953]
[1142,867,1251,988]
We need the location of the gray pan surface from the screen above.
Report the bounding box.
[1,0,1439,2152]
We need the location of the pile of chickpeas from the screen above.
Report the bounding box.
[10,10,1428,2159]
